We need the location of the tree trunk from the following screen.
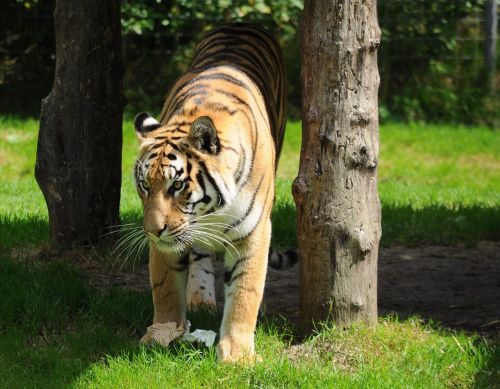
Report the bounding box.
[35,0,123,248]
[292,0,381,330]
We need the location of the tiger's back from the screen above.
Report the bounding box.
[160,23,286,160]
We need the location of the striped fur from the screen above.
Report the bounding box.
[135,23,286,363]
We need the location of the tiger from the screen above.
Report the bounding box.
[133,23,288,363]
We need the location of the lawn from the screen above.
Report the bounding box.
[0,116,499,387]
[1,117,499,251]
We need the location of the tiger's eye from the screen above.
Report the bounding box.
[172,181,184,191]
[141,180,149,190]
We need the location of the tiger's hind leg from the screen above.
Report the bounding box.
[186,248,217,311]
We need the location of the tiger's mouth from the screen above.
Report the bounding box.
[154,236,190,255]
[145,218,238,257]
[142,225,190,255]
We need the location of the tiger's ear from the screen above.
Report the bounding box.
[134,112,161,144]
[188,116,220,154]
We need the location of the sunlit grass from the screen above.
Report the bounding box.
[1,116,499,249]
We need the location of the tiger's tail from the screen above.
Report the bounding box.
[268,248,298,270]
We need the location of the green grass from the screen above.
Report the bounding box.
[0,116,499,387]
[1,116,499,250]
[278,121,500,246]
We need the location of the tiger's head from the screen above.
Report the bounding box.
[134,112,232,255]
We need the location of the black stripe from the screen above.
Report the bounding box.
[169,83,207,107]
[167,153,177,160]
[196,171,206,193]
[231,183,271,243]
[225,271,247,287]
[165,73,248,120]
[224,256,249,285]
[191,252,210,261]
[170,256,189,272]
[170,90,208,116]
[233,144,246,184]
[198,24,284,139]
[219,25,282,68]
[170,121,191,127]
[198,161,225,207]
[185,171,210,209]
[195,35,273,72]
[167,141,180,151]
[195,51,268,82]
[174,203,196,215]
[213,88,257,187]
[203,101,237,115]
[198,26,280,84]
[168,223,185,236]
[225,175,264,232]
[203,268,215,276]
[150,143,165,150]
[186,192,211,210]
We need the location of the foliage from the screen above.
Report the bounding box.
[0,0,55,115]
[378,0,499,126]
[120,0,303,116]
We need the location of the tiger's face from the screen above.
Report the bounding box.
[134,113,229,255]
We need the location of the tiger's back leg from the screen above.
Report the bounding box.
[186,248,217,311]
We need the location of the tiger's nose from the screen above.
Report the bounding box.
[144,224,167,237]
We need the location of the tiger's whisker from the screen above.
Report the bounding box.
[111,229,144,255]
[118,234,146,271]
[189,228,239,258]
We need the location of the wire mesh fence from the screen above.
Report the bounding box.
[0,0,498,124]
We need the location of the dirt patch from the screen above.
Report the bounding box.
[74,241,500,337]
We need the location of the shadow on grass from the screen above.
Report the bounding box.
[0,215,49,251]
[0,256,228,387]
[0,211,144,252]
[271,202,500,247]
[1,200,498,251]
[0,257,152,387]
[0,256,224,386]
[473,341,500,388]
[382,204,500,246]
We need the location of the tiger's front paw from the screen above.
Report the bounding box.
[140,321,187,347]
[217,334,261,364]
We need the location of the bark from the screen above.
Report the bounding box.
[35,0,124,248]
[293,0,381,330]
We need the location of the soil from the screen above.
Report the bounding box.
[75,241,500,337]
